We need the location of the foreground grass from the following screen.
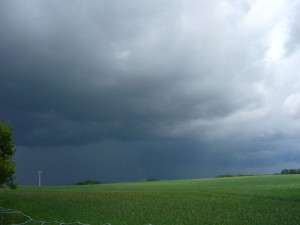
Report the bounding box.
[1,175,300,225]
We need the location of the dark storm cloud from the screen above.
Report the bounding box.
[0,0,263,146]
[1,0,300,184]
[15,139,239,184]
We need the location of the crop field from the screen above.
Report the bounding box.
[0,175,300,225]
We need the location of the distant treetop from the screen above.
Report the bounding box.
[281,169,300,174]
[75,180,102,185]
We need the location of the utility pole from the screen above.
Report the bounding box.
[37,171,43,187]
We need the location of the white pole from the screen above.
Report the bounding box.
[37,171,43,187]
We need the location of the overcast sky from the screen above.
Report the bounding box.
[1,0,300,185]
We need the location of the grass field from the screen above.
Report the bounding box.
[1,175,300,225]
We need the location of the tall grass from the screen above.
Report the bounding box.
[1,175,300,225]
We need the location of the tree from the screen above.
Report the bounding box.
[0,122,17,189]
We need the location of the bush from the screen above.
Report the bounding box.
[216,174,233,178]
[216,174,254,178]
[144,178,159,181]
[76,180,102,185]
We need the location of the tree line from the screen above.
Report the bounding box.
[280,169,300,174]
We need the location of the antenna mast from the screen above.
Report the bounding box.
[37,171,43,187]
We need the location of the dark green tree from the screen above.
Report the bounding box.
[0,122,17,189]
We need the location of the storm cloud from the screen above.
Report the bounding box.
[1,0,300,185]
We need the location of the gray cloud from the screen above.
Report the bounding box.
[1,0,300,184]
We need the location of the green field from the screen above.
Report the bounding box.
[1,175,300,225]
